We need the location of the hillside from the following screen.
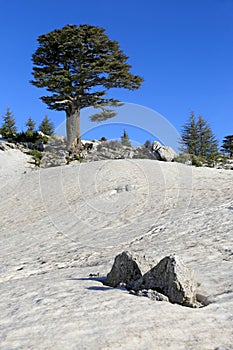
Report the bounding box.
[0,151,233,349]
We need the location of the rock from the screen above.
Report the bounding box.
[81,139,101,152]
[0,142,6,151]
[34,141,44,152]
[103,251,156,289]
[40,138,68,168]
[132,254,197,306]
[103,251,142,288]
[224,159,233,170]
[152,141,177,161]
[84,141,159,162]
[129,289,169,302]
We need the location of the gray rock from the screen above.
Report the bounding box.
[152,141,177,161]
[130,289,169,302]
[103,251,157,289]
[34,141,44,152]
[84,141,158,162]
[81,140,101,152]
[40,139,68,168]
[103,251,142,288]
[125,184,134,192]
[132,254,197,306]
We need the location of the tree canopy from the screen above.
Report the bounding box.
[0,108,17,140]
[121,129,131,147]
[39,115,54,136]
[25,117,36,136]
[31,24,143,151]
[180,112,218,161]
[221,135,233,158]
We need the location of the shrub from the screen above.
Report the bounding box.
[15,132,49,144]
[191,155,203,167]
[144,140,152,150]
[28,149,43,166]
[174,153,192,165]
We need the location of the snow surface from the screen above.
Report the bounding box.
[0,151,233,349]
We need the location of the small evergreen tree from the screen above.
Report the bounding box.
[25,117,36,137]
[0,108,17,140]
[221,135,233,158]
[121,129,131,147]
[180,112,198,155]
[180,113,218,161]
[196,115,218,158]
[39,115,54,136]
[144,140,152,149]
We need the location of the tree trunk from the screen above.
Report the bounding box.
[66,105,81,153]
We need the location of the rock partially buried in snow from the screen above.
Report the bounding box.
[103,251,156,289]
[104,252,200,307]
[132,254,198,307]
[129,289,169,302]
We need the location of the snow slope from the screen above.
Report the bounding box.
[0,154,233,349]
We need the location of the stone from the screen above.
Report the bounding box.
[152,141,177,161]
[34,141,44,152]
[130,289,169,302]
[40,138,68,168]
[132,254,197,306]
[103,251,142,288]
[103,251,157,289]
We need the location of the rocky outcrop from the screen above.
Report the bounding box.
[104,252,200,307]
[152,141,177,161]
[40,138,68,168]
[84,141,158,162]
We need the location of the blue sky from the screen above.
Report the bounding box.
[0,0,232,150]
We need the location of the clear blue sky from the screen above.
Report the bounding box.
[0,0,232,149]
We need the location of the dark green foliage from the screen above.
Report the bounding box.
[174,153,192,164]
[30,24,143,150]
[221,135,233,158]
[25,117,36,137]
[196,116,218,158]
[31,24,143,112]
[121,129,131,147]
[180,112,218,162]
[100,136,107,142]
[28,149,43,166]
[180,112,198,155]
[191,155,203,167]
[144,140,152,150]
[15,131,48,144]
[0,108,17,140]
[39,115,54,136]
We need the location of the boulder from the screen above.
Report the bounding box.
[103,251,156,288]
[152,141,177,161]
[132,254,197,306]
